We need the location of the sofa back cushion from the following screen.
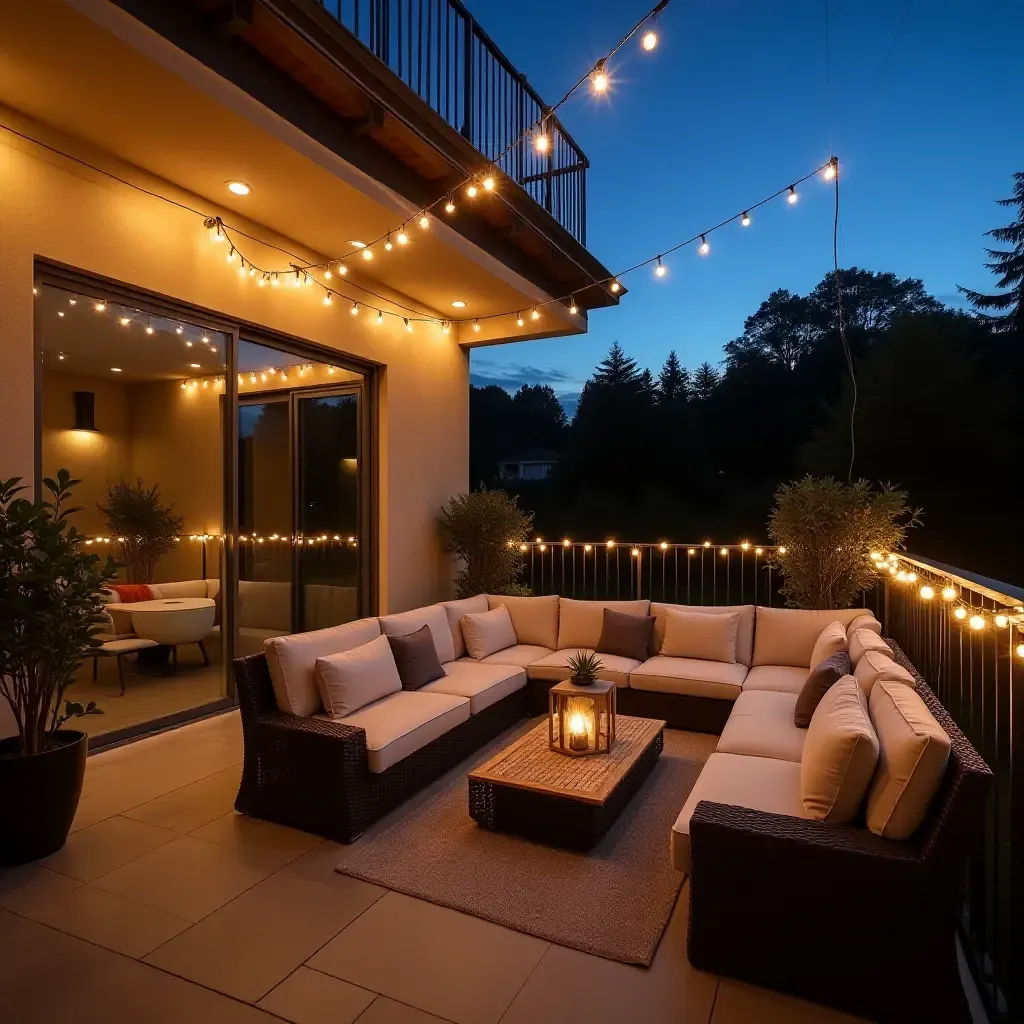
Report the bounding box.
[753,607,869,667]
[794,651,851,727]
[800,676,880,823]
[854,649,916,697]
[461,606,518,660]
[849,628,893,668]
[660,608,740,664]
[486,594,559,649]
[866,680,951,839]
[379,604,457,665]
[809,621,849,671]
[557,598,650,651]
[387,625,445,690]
[442,595,489,659]
[596,608,656,662]
[651,604,755,666]
[846,613,882,641]
[264,616,382,716]
[151,580,210,600]
[315,634,403,718]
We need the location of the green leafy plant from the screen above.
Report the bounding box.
[768,475,920,609]
[0,471,116,755]
[437,487,533,598]
[98,477,184,583]
[566,650,603,685]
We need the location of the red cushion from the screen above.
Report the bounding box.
[109,584,154,603]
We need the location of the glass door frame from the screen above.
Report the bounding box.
[33,259,379,750]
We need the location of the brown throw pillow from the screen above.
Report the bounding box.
[387,625,444,690]
[794,651,851,728]
[596,608,656,662]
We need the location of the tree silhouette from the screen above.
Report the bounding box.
[808,269,942,335]
[724,289,816,370]
[691,362,720,401]
[593,341,641,387]
[959,171,1024,332]
[656,351,689,406]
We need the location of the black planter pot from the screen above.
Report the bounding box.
[0,730,87,866]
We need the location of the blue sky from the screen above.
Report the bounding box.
[468,0,1024,404]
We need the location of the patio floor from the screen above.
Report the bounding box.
[0,711,987,1024]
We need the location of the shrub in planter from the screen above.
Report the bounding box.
[0,470,116,864]
[768,475,919,610]
[438,488,533,598]
[98,476,184,584]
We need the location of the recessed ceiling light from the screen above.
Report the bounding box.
[110,367,122,373]
[227,181,251,196]
[349,240,367,248]
[451,300,467,309]
[190,363,201,369]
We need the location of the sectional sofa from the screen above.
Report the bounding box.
[231,592,991,1024]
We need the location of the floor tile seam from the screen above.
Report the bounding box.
[492,939,552,1024]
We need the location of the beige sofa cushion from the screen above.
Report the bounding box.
[742,664,808,695]
[264,616,382,717]
[671,752,804,872]
[379,604,457,665]
[479,644,553,669]
[809,621,848,671]
[526,648,639,687]
[801,676,879,823]
[487,595,559,649]
[854,650,916,697]
[423,660,526,714]
[442,595,489,659]
[849,628,893,668]
[333,691,470,773]
[847,613,882,640]
[461,606,517,660]
[752,606,870,668]
[556,598,649,651]
[717,690,806,762]
[661,608,739,664]
[866,681,950,839]
[151,580,212,600]
[315,634,402,718]
[651,603,755,666]
[628,656,746,700]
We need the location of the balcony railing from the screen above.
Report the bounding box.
[315,0,588,243]
[881,553,1024,1024]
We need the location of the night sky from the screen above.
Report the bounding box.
[468,0,1024,409]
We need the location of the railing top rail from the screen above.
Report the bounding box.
[892,552,1024,608]
[519,541,778,551]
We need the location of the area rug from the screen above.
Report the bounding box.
[336,726,717,966]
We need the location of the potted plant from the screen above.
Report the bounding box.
[437,487,533,598]
[768,475,920,609]
[98,477,184,584]
[566,650,603,687]
[0,470,116,865]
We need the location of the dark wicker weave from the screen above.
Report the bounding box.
[686,642,993,1024]
[233,652,528,842]
[468,728,664,850]
[525,676,731,733]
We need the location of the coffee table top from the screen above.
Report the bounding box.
[549,678,616,697]
[469,715,665,806]
[106,598,215,613]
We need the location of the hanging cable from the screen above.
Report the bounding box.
[830,157,856,483]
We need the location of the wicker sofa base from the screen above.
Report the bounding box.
[525,676,732,733]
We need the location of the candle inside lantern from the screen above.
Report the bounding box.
[568,711,589,752]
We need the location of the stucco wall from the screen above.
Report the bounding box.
[0,112,469,621]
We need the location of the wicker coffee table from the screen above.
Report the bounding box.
[468,715,665,850]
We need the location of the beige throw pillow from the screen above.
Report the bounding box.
[315,634,402,718]
[849,628,893,667]
[462,605,518,660]
[809,620,848,671]
[854,649,916,697]
[486,594,559,649]
[801,676,880,823]
[661,608,740,663]
[846,613,882,641]
[866,681,950,839]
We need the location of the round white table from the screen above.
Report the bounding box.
[105,597,216,669]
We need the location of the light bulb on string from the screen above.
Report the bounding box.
[444,195,456,214]
[531,307,541,321]
[397,229,409,246]
[942,586,957,601]
[920,585,935,600]
[442,321,451,335]
[419,215,430,229]
[591,60,609,93]
[323,293,332,306]
[609,279,621,293]
[823,157,838,181]
[473,319,481,332]
[384,234,393,252]
[569,297,578,315]
[483,175,496,191]
[655,256,667,278]
[642,29,658,51]
[375,311,384,326]
[534,133,549,154]
[516,312,525,327]
[1017,643,1024,660]
[787,185,798,205]
[699,235,710,256]
[271,274,280,287]
[466,183,479,198]
[350,302,359,316]
[969,614,985,631]
[995,614,1009,628]
[361,248,374,261]
[324,268,332,280]
[741,211,751,227]
[954,607,967,621]
[404,318,413,333]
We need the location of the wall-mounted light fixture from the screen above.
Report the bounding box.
[73,391,97,431]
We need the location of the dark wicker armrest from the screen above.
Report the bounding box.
[252,710,367,750]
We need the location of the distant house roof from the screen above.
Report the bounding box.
[498,448,561,464]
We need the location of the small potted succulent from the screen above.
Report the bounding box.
[0,470,116,865]
[566,650,603,687]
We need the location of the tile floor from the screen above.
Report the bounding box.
[0,711,990,1024]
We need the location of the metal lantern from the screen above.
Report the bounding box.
[548,679,616,757]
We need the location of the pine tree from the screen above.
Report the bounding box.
[592,341,640,387]
[692,361,720,401]
[959,171,1024,332]
[657,350,689,405]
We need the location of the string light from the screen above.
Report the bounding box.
[95,301,106,312]
[323,293,332,306]
[942,586,958,601]
[419,215,430,229]
[444,195,456,214]
[483,175,496,191]
[920,585,935,600]
[375,310,384,326]
[466,184,479,198]
[473,319,481,332]
[569,297,578,315]
[534,133,550,153]
[954,607,968,621]
[531,307,541,321]
[741,211,751,227]
[642,28,658,50]
[591,60,609,93]
[995,615,1009,628]
[823,156,838,181]
[397,229,409,246]
[384,233,393,252]
[609,279,621,293]
[787,185,798,204]
[969,614,985,631]
[516,312,525,327]
[350,302,359,316]
[404,318,412,332]
[699,234,710,256]
[654,256,667,277]
[361,248,374,261]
